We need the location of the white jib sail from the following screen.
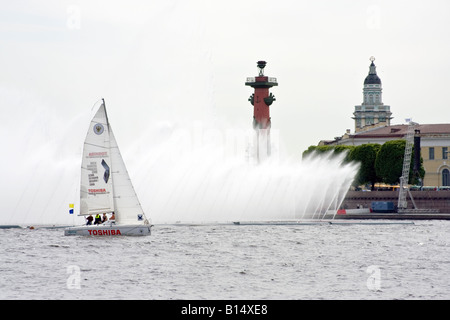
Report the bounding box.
[109,127,147,225]
[80,102,148,225]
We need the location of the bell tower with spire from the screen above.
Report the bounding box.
[353,57,392,133]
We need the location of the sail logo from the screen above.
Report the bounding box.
[88,188,106,194]
[88,229,122,236]
[93,123,104,135]
[89,152,107,158]
[101,159,110,183]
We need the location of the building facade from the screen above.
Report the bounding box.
[319,58,450,187]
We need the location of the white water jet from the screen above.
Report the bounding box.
[126,121,359,224]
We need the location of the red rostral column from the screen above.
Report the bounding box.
[245,60,277,160]
[245,61,277,129]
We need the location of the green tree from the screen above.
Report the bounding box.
[302,145,354,161]
[374,139,425,185]
[348,143,381,190]
[302,145,334,157]
[375,140,405,184]
[303,140,425,187]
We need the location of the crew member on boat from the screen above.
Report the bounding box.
[94,213,102,225]
[110,212,115,220]
[102,213,108,223]
[86,215,94,225]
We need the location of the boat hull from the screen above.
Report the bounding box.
[64,224,151,236]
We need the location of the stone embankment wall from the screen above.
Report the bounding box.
[342,190,450,213]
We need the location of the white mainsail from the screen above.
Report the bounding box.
[79,101,147,225]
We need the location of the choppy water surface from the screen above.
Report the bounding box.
[1,220,449,300]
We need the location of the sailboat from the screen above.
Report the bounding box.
[64,99,151,236]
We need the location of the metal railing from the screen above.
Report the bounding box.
[246,77,277,83]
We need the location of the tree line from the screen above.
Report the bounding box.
[302,140,425,190]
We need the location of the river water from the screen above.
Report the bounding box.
[1,220,449,300]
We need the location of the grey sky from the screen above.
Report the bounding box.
[3,1,450,151]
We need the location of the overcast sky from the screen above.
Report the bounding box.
[1,0,450,224]
[3,0,450,151]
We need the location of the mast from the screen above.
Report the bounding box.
[102,98,109,128]
[102,99,117,215]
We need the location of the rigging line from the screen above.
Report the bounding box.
[11,161,45,225]
[91,98,104,111]
[84,142,109,149]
